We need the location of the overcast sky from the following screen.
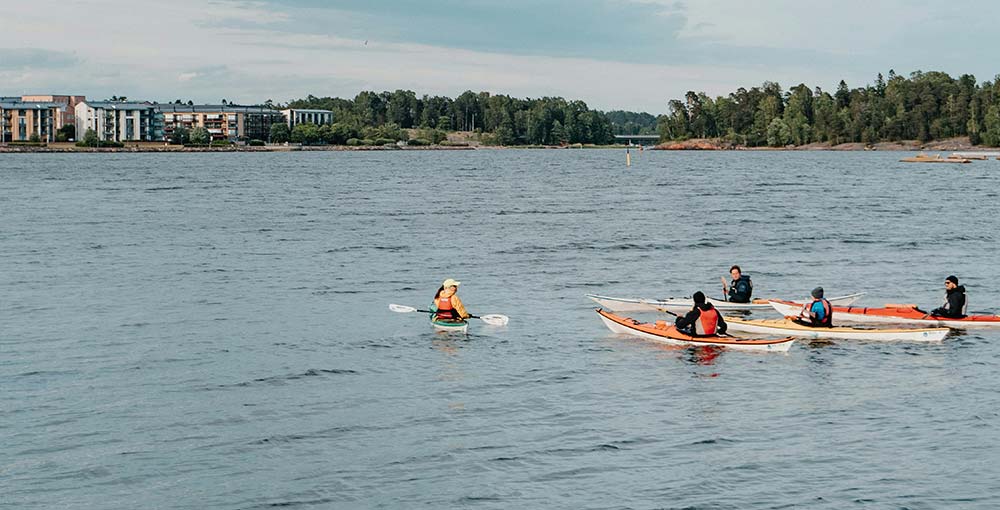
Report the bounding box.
[2,0,999,113]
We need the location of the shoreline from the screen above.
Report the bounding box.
[0,136,991,153]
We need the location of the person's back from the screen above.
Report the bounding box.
[794,287,833,327]
[675,291,728,336]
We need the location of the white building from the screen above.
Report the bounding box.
[75,101,158,142]
[281,108,334,129]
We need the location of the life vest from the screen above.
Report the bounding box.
[435,296,458,319]
[811,298,833,327]
[695,306,719,335]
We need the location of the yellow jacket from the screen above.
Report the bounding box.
[431,294,469,319]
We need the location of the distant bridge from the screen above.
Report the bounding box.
[614,134,660,145]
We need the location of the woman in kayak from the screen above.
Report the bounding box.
[930,275,967,318]
[721,265,753,303]
[793,287,833,327]
[675,291,728,336]
[430,278,471,323]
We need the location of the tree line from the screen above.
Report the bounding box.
[658,70,1000,147]
[279,90,616,145]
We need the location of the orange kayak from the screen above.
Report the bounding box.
[769,300,1000,329]
[596,309,795,353]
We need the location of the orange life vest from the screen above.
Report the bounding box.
[695,307,719,335]
[435,296,457,319]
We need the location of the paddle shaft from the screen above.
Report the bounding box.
[411,308,481,319]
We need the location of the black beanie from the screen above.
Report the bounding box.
[693,291,706,305]
[811,287,824,299]
[946,275,959,285]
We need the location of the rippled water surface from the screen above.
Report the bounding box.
[3,150,1000,509]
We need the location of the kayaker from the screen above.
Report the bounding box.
[675,291,728,336]
[793,287,833,327]
[930,275,967,318]
[721,265,753,303]
[430,278,471,323]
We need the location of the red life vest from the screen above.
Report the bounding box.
[695,307,719,335]
[436,296,457,319]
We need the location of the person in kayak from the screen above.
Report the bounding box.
[930,275,967,318]
[675,291,728,336]
[793,287,833,327]
[721,265,753,303]
[430,278,471,323]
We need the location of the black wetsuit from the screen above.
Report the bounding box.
[931,286,967,318]
[727,275,753,303]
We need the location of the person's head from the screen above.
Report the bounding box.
[811,287,824,299]
[945,275,958,290]
[730,265,742,280]
[693,291,706,306]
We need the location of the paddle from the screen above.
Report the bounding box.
[388,304,510,326]
[720,276,729,302]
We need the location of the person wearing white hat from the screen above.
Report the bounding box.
[430,278,470,323]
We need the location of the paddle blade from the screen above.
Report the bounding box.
[389,303,418,313]
[479,314,509,326]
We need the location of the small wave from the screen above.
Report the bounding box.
[144,186,184,191]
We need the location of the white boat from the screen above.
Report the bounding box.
[586,292,866,315]
[768,300,1000,329]
[596,309,795,353]
[724,317,948,342]
[431,317,469,333]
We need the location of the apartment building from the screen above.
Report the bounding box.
[281,108,334,129]
[154,104,285,141]
[0,100,64,142]
[22,94,86,128]
[75,101,159,142]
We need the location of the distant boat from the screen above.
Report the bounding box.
[900,152,970,163]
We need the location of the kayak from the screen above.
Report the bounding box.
[769,300,1000,329]
[431,317,469,333]
[586,292,866,314]
[596,309,795,353]
[725,317,949,342]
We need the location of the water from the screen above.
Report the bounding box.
[3,150,999,509]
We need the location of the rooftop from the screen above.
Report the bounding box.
[154,104,282,114]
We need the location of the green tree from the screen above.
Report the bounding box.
[766,117,792,146]
[290,123,321,144]
[81,128,100,147]
[982,104,1000,146]
[56,124,75,142]
[169,126,190,145]
[269,123,290,143]
[189,127,210,145]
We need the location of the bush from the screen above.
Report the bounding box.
[211,140,233,147]
[346,138,362,146]
[75,140,124,148]
[408,138,431,146]
[9,141,46,147]
[248,139,265,146]
[439,140,469,147]
[360,139,375,146]
[374,138,395,146]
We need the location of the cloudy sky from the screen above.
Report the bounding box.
[2,0,999,113]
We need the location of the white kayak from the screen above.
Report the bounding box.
[769,300,1000,329]
[725,317,949,342]
[586,292,866,315]
[431,317,469,333]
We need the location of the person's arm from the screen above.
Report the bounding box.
[451,295,470,319]
[675,309,699,330]
[716,313,727,335]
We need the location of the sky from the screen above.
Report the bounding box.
[2,0,999,113]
